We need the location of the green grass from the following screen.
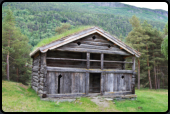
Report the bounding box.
[32,25,94,52]
[2,80,168,112]
[2,80,119,112]
[113,88,168,112]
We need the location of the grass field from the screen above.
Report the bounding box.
[2,80,168,112]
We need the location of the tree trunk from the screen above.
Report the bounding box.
[154,63,157,89]
[6,40,10,80]
[146,45,152,89]
[138,59,140,89]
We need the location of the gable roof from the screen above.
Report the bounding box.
[30,26,141,57]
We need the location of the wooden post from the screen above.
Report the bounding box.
[85,71,89,95]
[132,56,135,94]
[101,53,104,70]
[100,72,104,95]
[87,53,90,69]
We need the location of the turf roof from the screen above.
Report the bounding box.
[32,25,94,52]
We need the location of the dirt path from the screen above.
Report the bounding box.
[91,97,109,107]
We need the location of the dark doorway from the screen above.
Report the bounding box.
[89,73,101,93]
[58,74,62,94]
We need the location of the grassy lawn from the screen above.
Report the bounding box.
[2,80,168,112]
[113,88,168,112]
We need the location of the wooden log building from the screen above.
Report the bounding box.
[29,26,141,98]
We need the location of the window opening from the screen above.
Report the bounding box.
[92,36,96,40]
[108,45,111,48]
[58,74,62,93]
[77,42,81,45]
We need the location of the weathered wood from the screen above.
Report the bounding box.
[33,52,40,59]
[56,48,131,55]
[87,53,90,69]
[59,43,124,52]
[46,66,134,73]
[40,78,44,82]
[46,93,85,98]
[132,56,135,71]
[32,78,39,83]
[101,72,104,95]
[32,76,38,80]
[32,82,39,87]
[46,57,87,61]
[32,66,40,70]
[101,53,104,70]
[85,72,89,95]
[32,68,39,72]
[39,73,44,78]
[32,72,39,76]
[38,90,47,94]
[104,91,132,96]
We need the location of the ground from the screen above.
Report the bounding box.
[2,80,168,112]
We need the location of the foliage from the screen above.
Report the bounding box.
[2,6,32,84]
[161,23,168,60]
[2,2,167,51]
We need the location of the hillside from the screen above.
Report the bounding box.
[2,81,168,112]
[2,2,167,50]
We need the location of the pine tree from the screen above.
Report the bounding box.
[125,15,147,89]
[2,6,16,80]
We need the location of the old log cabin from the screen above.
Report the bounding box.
[29,26,141,98]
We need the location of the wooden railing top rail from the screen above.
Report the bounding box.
[46,57,133,63]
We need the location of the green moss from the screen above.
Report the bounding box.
[32,25,94,52]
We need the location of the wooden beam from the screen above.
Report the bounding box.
[46,57,87,61]
[120,47,123,49]
[34,52,39,59]
[132,56,135,71]
[87,53,90,69]
[101,53,104,70]
[85,72,89,95]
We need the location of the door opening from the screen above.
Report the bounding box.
[89,73,101,93]
[58,74,62,94]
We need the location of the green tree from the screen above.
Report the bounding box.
[2,6,32,84]
[161,23,168,60]
[125,15,147,89]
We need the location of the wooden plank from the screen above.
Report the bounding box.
[101,53,104,70]
[132,56,135,71]
[85,72,89,95]
[59,43,124,51]
[79,41,113,46]
[46,93,85,98]
[47,72,51,94]
[60,73,63,94]
[56,48,131,55]
[46,57,87,61]
[100,72,104,95]
[117,74,120,91]
[109,73,114,92]
[33,52,39,59]
[87,53,90,69]
[79,73,83,93]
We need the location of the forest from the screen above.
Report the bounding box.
[2,2,168,89]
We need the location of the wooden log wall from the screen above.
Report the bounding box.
[46,50,86,68]
[56,33,131,55]
[47,71,86,94]
[31,53,40,93]
[104,73,132,92]
[38,53,47,95]
[104,54,124,70]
